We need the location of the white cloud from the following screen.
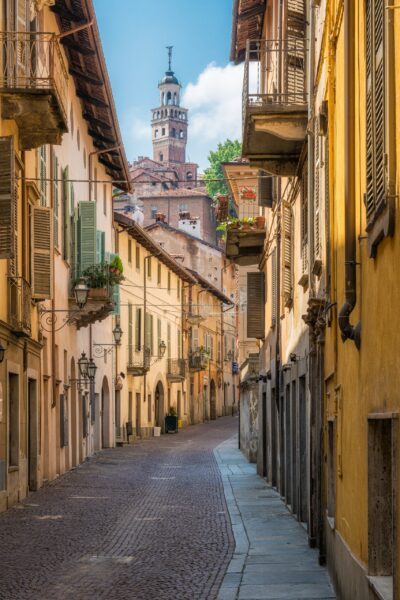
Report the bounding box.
[182,62,243,169]
[120,108,152,161]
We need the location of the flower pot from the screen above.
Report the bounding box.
[241,222,251,231]
[255,216,266,229]
[88,287,108,300]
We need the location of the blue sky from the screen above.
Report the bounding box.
[93,0,243,170]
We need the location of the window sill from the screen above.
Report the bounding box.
[368,576,393,600]
[366,199,395,258]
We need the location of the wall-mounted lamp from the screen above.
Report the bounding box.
[289,353,301,362]
[74,277,89,310]
[159,340,167,359]
[87,358,97,381]
[78,352,89,378]
[113,323,123,345]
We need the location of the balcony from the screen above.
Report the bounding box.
[0,32,68,149]
[69,264,119,329]
[242,38,308,176]
[8,276,31,337]
[167,358,186,382]
[225,218,266,266]
[189,349,209,372]
[127,346,151,376]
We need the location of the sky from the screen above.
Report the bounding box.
[93,0,243,171]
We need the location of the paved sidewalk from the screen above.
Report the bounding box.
[215,436,336,600]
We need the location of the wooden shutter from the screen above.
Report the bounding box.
[128,303,133,361]
[365,0,386,222]
[247,272,265,339]
[62,167,71,261]
[314,117,321,261]
[112,284,120,316]
[286,0,306,101]
[96,231,105,264]
[52,153,59,248]
[135,307,141,350]
[167,322,171,358]
[157,318,162,357]
[281,201,293,307]
[0,136,16,260]
[300,166,308,274]
[272,248,277,326]
[258,171,274,207]
[193,327,199,351]
[60,393,68,448]
[78,201,96,274]
[177,329,181,358]
[32,206,53,299]
[39,146,47,206]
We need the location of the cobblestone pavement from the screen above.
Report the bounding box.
[0,417,237,600]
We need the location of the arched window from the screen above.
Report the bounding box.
[173,92,177,105]
[157,111,160,119]
[162,127,165,136]
[161,92,165,105]
[159,153,163,162]
[167,91,172,105]
[153,111,157,119]
[154,129,159,138]
[186,172,193,181]
[172,128,176,138]
[180,130,184,139]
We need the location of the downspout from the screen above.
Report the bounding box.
[308,2,316,296]
[143,255,149,434]
[338,0,361,349]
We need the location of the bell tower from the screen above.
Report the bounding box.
[151,47,188,164]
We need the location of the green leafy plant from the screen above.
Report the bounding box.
[110,255,124,274]
[81,264,109,288]
[204,139,242,198]
[168,406,177,417]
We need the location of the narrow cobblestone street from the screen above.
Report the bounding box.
[0,418,237,600]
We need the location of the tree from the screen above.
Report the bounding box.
[204,139,241,198]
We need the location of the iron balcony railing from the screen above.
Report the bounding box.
[243,37,307,131]
[0,31,68,122]
[127,346,151,372]
[8,276,31,336]
[167,358,186,379]
[189,349,209,371]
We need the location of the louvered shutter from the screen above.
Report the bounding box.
[32,206,53,299]
[193,327,199,351]
[167,322,171,358]
[112,284,120,316]
[177,329,181,358]
[286,0,306,102]
[300,166,308,274]
[39,146,47,206]
[128,303,133,362]
[135,307,141,350]
[247,272,265,339]
[0,136,16,260]
[365,0,386,222]
[62,167,71,261]
[281,201,293,307]
[53,153,59,248]
[314,118,321,261]
[96,231,102,264]
[258,171,274,207]
[272,249,277,326]
[78,201,96,274]
[157,319,162,357]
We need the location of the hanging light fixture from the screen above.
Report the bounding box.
[112,323,123,345]
[159,340,167,358]
[74,277,89,309]
[78,352,89,378]
[87,358,97,381]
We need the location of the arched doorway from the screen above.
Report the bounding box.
[210,379,217,420]
[101,376,110,448]
[70,358,78,467]
[154,381,165,429]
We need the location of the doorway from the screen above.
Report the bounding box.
[155,381,164,429]
[28,379,38,491]
[210,380,217,420]
[101,377,110,448]
[70,359,78,467]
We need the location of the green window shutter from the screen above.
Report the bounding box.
[62,167,71,261]
[32,206,53,300]
[167,323,171,358]
[53,153,59,248]
[157,318,162,357]
[78,201,97,274]
[135,308,141,350]
[96,231,102,264]
[112,284,120,316]
[0,136,16,260]
[150,314,154,356]
[247,272,265,339]
[128,302,133,354]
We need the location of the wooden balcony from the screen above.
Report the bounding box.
[0,32,68,149]
[8,276,31,337]
[127,346,151,376]
[242,38,308,176]
[167,358,186,382]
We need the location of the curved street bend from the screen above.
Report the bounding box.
[0,417,334,600]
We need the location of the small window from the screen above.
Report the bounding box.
[172,128,176,138]
[159,153,163,162]
[162,128,166,136]
[180,130,184,139]
[103,184,107,215]
[151,207,158,219]
[177,279,181,300]
[167,271,171,292]
[154,129,159,138]
[135,245,140,270]
[147,257,152,278]
[186,172,193,182]
[167,91,172,105]
[128,239,132,263]
[157,263,161,285]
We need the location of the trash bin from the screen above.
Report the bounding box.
[165,415,178,433]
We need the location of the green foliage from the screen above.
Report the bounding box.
[168,406,177,417]
[204,139,242,198]
[110,255,124,274]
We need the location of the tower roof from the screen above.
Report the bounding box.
[159,45,180,86]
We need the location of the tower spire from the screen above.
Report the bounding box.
[166,45,173,72]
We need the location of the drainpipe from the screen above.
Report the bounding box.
[307,2,316,296]
[338,0,361,349]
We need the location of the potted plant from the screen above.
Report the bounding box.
[109,255,124,277]
[80,264,109,300]
[255,215,266,229]
[165,406,178,434]
[241,217,255,231]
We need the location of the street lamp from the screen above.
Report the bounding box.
[159,340,167,358]
[113,323,123,345]
[74,277,89,309]
[87,358,97,381]
[78,352,89,378]
[0,342,5,363]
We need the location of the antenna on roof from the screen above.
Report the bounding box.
[166,45,173,71]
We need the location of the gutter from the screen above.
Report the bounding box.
[338,0,361,349]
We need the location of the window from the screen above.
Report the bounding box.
[151,207,158,219]
[300,163,308,276]
[186,171,192,182]
[53,152,59,248]
[154,129,159,138]
[159,153,164,162]
[77,129,80,150]
[167,271,171,292]
[94,167,98,201]
[167,91,172,105]
[157,319,162,357]
[247,272,265,338]
[178,203,188,212]
[128,391,133,424]
[180,130,184,139]
[177,329,181,358]
[167,323,171,358]
[128,239,132,263]
[135,245,140,270]
[128,303,133,359]
[177,279,181,300]
[365,0,395,256]
[282,201,293,308]
[8,373,19,468]
[172,128,176,138]
[103,184,107,215]
[147,257,152,278]
[157,263,161,285]
[145,313,154,355]
[135,308,142,350]
[162,128,166,136]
